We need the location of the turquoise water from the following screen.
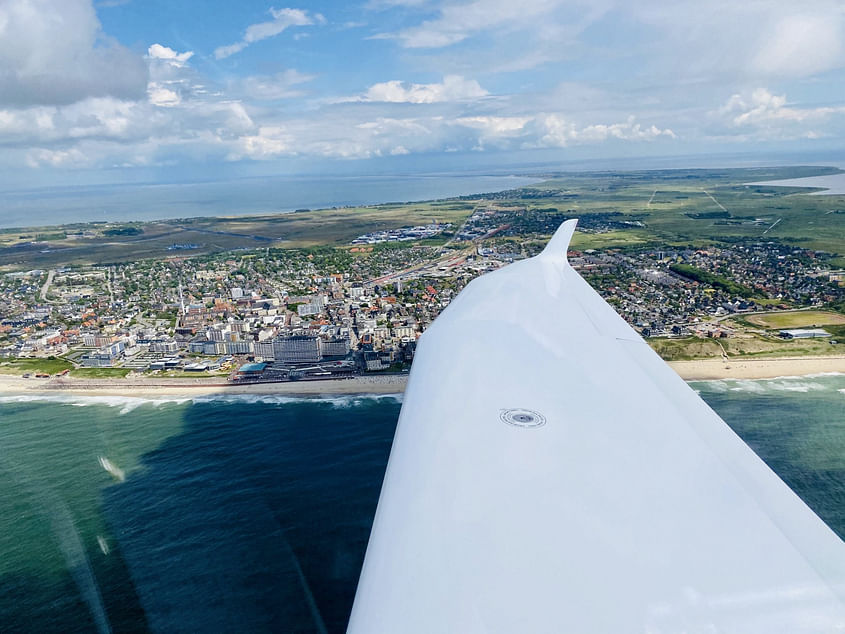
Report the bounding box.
[0,376,844,632]
[691,374,845,536]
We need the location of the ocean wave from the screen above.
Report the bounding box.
[765,381,828,393]
[755,372,845,381]
[0,393,192,414]
[699,380,730,393]
[189,393,404,407]
[0,391,403,411]
[729,381,767,394]
[693,374,845,395]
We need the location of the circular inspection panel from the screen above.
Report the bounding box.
[500,408,546,428]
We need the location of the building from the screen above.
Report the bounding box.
[235,362,266,380]
[82,333,114,348]
[273,335,321,363]
[149,339,179,353]
[363,351,385,371]
[392,325,416,339]
[319,336,349,358]
[80,341,125,367]
[778,328,832,339]
[298,302,321,317]
[225,340,252,355]
[254,340,275,360]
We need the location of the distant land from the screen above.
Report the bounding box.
[2,164,844,270]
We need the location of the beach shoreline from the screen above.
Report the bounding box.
[2,355,845,398]
[668,355,845,381]
[0,374,409,398]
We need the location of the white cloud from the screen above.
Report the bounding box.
[361,75,488,103]
[148,86,182,108]
[147,44,194,67]
[718,88,845,128]
[145,44,201,109]
[233,70,316,100]
[214,8,325,59]
[750,13,843,77]
[0,0,147,106]
[375,0,603,48]
[457,113,675,150]
[629,1,845,82]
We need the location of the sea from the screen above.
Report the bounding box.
[1,375,844,633]
[0,174,540,229]
[750,171,845,194]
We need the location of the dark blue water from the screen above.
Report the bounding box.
[0,394,401,633]
[1,375,844,632]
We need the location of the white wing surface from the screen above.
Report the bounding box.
[348,219,845,633]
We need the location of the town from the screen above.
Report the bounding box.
[2,197,844,383]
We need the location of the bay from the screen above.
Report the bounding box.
[0,175,540,229]
[749,171,845,194]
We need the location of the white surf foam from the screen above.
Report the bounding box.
[0,391,403,410]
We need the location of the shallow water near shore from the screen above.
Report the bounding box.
[1,375,844,632]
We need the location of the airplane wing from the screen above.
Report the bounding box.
[348,219,845,633]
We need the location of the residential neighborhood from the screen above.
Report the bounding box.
[2,207,843,381]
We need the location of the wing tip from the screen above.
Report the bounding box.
[538,218,578,265]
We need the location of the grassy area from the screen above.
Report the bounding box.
[648,337,725,361]
[0,200,476,269]
[524,166,845,256]
[569,230,653,250]
[720,335,844,358]
[745,310,845,329]
[70,368,131,378]
[0,357,74,375]
[149,370,231,379]
[649,333,845,361]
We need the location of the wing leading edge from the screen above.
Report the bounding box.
[349,219,845,633]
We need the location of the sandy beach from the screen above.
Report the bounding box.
[668,355,845,380]
[0,374,409,398]
[1,356,844,398]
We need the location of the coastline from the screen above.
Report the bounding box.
[668,355,845,381]
[0,374,409,398]
[2,355,845,399]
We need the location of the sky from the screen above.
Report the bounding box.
[1,0,845,189]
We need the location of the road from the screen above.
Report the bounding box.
[366,246,475,287]
[701,189,728,212]
[40,269,55,301]
[763,217,782,235]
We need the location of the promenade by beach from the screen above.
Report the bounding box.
[2,355,845,398]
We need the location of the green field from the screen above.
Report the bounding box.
[746,310,845,329]
[69,367,131,378]
[0,357,73,375]
[522,165,845,254]
[649,333,845,361]
[569,230,653,250]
